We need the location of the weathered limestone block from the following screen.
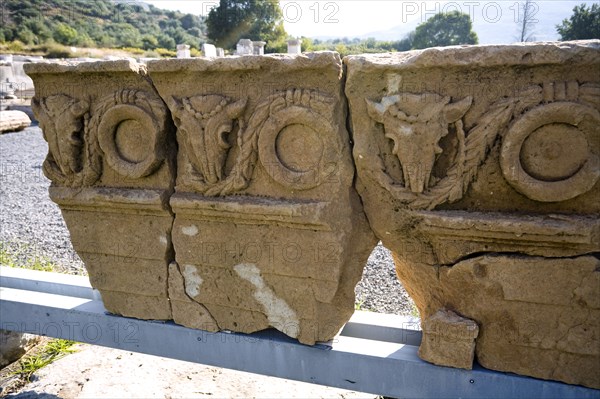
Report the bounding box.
[24,60,177,320]
[0,110,31,133]
[418,310,479,370]
[346,41,600,388]
[0,330,40,368]
[148,52,377,344]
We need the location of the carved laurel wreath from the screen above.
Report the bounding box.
[369,95,520,210]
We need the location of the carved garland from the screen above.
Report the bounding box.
[257,88,337,190]
[35,89,169,187]
[173,89,335,196]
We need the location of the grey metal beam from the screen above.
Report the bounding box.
[0,266,100,300]
[341,310,422,346]
[1,286,598,399]
[0,266,418,345]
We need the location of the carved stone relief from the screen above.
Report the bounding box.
[32,94,100,187]
[346,42,600,389]
[96,89,169,179]
[26,60,177,322]
[256,88,338,190]
[25,43,600,389]
[500,82,600,202]
[147,53,377,345]
[169,95,250,195]
[33,88,172,185]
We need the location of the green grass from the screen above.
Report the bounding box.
[409,302,420,318]
[354,298,365,311]
[12,339,77,381]
[0,242,58,272]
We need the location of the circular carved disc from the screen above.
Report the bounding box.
[258,106,337,190]
[500,102,600,202]
[98,104,163,179]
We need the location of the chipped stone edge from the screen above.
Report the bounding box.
[343,40,600,71]
[146,51,342,73]
[23,59,146,75]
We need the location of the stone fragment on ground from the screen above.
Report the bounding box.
[7,344,375,399]
[0,330,40,368]
[0,110,30,133]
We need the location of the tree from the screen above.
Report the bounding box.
[516,0,537,42]
[180,13,203,31]
[53,23,79,46]
[206,0,287,51]
[411,11,478,49]
[557,4,600,40]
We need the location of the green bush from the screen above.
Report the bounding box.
[155,48,176,58]
[41,43,74,59]
[6,40,26,53]
[120,46,144,55]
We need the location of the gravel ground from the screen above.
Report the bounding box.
[0,126,86,274]
[0,126,414,315]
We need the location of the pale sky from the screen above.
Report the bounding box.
[143,1,595,44]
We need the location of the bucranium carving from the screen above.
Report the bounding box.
[367,93,472,193]
[170,95,247,184]
[33,94,89,177]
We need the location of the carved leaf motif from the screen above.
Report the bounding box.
[513,85,543,116]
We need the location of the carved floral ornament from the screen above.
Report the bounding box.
[33,89,170,186]
[170,89,337,196]
[365,82,600,209]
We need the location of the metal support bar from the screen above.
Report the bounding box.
[1,267,598,398]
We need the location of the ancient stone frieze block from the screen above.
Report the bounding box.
[147,52,377,345]
[25,60,177,320]
[26,43,600,389]
[345,41,600,387]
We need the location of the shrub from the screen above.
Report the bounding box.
[155,47,176,58]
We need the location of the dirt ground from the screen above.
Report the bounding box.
[2,342,377,399]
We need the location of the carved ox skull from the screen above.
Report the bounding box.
[367,94,472,193]
[171,95,247,184]
[32,95,89,177]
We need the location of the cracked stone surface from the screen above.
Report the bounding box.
[345,41,600,388]
[24,42,600,388]
[25,53,377,347]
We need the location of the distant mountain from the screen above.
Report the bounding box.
[0,0,207,51]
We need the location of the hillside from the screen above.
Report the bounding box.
[0,0,206,52]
